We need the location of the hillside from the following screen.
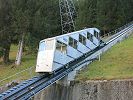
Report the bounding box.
[76,34,133,80]
[0,45,36,86]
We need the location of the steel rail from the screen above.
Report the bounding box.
[0,23,133,100]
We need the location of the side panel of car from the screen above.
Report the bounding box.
[36,28,100,73]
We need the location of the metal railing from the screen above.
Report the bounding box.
[106,23,133,44]
[102,21,133,40]
[0,66,36,92]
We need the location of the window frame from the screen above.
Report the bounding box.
[79,34,86,45]
[56,40,67,54]
[39,41,45,52]
[87,32,93,42]
[45,40,54,50]
[94,30,99,39]
[69,37,77,49]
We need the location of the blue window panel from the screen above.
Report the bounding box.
[39,41,45,52]
[67,46,82,58]
[54,50,73,65]
[57,36,69,45]
[93,37,99,46]
[77,43,91,53]
[70,33,79,41]
[86,39,96,50]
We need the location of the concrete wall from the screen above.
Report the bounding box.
[34,79,133,100]
[72,79,133,100]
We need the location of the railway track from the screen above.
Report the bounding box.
[0,22,133,100]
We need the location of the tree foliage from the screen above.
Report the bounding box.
[0,0,61,63]
[0,0,12,63]
[76,0,133,32]
[0,0,132,64]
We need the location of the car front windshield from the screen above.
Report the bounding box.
[39,41,45,52]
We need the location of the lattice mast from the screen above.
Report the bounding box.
[59,0,77,34]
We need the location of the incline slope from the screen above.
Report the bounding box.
[76,34,133,80]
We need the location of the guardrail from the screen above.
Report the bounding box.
[106,23,133,44]
[0,22,133,100]
[102,21,133,39]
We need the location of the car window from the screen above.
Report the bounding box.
[39,41,45,52]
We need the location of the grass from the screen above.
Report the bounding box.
[0,45,36,86]
[76,34,133,81]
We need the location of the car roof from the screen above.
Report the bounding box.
[40,28,100,43]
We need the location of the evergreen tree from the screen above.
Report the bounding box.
[0,0,132,64]
[76,0,133,33]
[0,0,12,63]
[76,0,97,30]
[26,0,61,51]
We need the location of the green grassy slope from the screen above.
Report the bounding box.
[0,45,36,86]
[76,34,133,81]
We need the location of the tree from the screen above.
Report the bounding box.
[0,0,132,65]
[11,0,32,65]
[96,0,116,33]
[0,0,12,64]
[26,0,61,51]
[11,0,61,65]
[76,0,133,34]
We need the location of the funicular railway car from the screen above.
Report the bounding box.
[36,28,100,73]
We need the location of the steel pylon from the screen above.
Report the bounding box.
[59,0,76,34]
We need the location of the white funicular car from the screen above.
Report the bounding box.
[36,28,100,73]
